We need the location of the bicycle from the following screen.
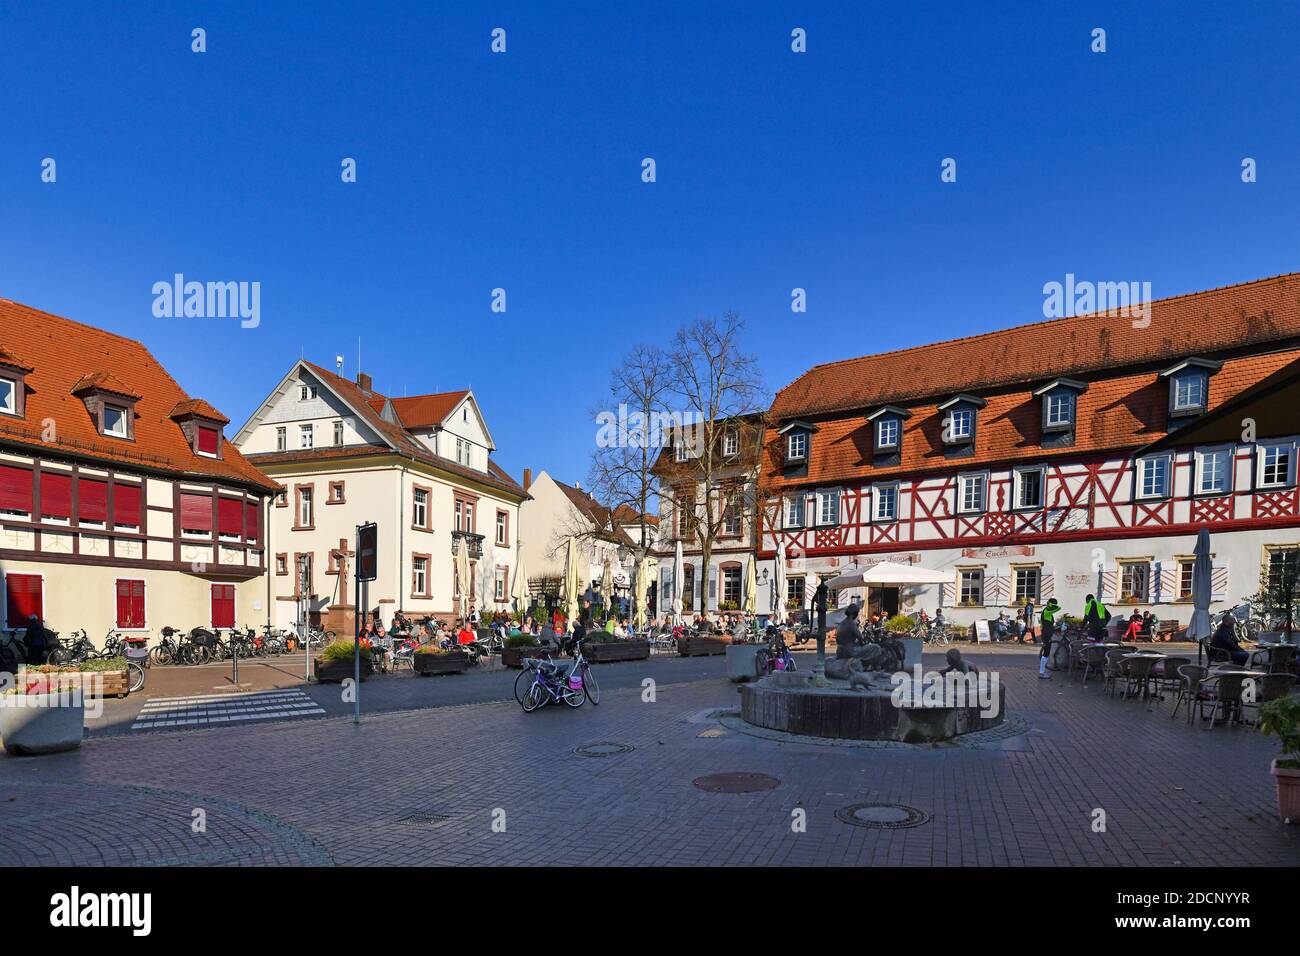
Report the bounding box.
[47,629,97,665]
[150,626,182,665]
[518,653,587,712]
[0,629,27,674]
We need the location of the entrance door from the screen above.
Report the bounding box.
[882,587,900,617]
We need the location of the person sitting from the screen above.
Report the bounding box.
[613,619,628,638]
[1142,611,1160,641]
[993,611,1012,642]
[1122,610,1143,642]
[1209,616,1249,666]
[456,620,475,645]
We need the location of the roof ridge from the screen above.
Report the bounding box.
[775,271,1300,396]
[0,297,154,352]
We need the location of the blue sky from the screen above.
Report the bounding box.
[2,1,1297,490]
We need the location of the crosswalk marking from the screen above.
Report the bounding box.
[131,689,326,731]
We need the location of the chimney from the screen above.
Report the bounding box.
[356,371,372,393]
[523,468,532,490]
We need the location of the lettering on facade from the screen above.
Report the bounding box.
[960,546,1035,559]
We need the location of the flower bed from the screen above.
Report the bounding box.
[313,640,370,683]
[18,657,130,699]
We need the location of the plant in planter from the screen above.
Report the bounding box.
[413,644,469,675]
[884,615,914,634]
[1261,694,1300,823]
[1,674,86,755]
[501,633,540,668]
[314,640,371,682]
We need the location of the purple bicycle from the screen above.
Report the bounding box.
[519,655,587,711]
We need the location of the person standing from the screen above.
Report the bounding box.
[1021,597,1037,645]
[1038,598,1060,678]
[1083,593,1110,642]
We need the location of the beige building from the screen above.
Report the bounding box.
[233,361,528,633]
[0,298,277,644]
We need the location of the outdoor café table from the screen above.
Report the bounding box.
[1120,652,1165,698]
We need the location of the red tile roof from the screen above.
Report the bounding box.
[391,391,470,429]
[70,371,141,400]
[762,273,1300,490]
[771,272,1300,420]
[552,479,637,546]
[0,297,277,491]
[169,398,230,425]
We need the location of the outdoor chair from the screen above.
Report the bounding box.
[1068,640,1088,680]
[1102,648,1127,698]
[1079,645,1108,686]
[1152,656,1190,698]
[1121,655,1160,700]
[1267,644,1297,675]
[1199,673,1247,729]
[1241,673,1297,729]
[1171,664,1211,725]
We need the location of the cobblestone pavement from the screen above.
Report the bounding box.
[4,652,1299,866]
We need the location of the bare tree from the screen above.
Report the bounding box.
[660,311,767,610]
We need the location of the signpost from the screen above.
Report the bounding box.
[354,523,378,724]
[299,555,311,684]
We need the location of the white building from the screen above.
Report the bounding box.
[233,361,528,632]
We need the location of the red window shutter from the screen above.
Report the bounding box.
[0,465,32,512]
[218,497,242,536]
[117,580,145,628]
[180,493,213,531]
[40,472,72,518]
[211,584,235,628]
[5,574,43,624]
[245,502,259,541]
[80,478,108,522]
[114,483,142,527]
[198,426,220,455]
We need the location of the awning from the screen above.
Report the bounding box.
[825,561,952,589]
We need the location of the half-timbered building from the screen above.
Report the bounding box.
[0,298,278,641]
[758,273,1300,628]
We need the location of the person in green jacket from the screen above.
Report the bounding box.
[1083,593,1110,642]
[1038,598,1061,678]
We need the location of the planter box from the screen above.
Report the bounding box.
[314,657,368,683]
[1273,759,1300,824]
[677,635,731,657]
[585,640,650,663]
[726,643,765,682]
[1,691,84,755]
[501,643,553,668]
[19,669,128,699]
[414,651,469,675]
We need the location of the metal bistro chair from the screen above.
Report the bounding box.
[1267,643,1297,675]
[1122,655,1161,701]
[1102,648,1128,698]
[1199,672,1248,729]
[1171,664,1211,725]
[1068,640,1089,680]
[1241,673,1297,729]
[1152,656,1190,699]
[1079,644,1109,686]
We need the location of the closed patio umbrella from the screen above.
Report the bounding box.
[772,547,787,625]
[456,538,471,622]
[1187,527,1214,667]
[671,539,684,625]
[744,555,757,616]
[563,537,580,628]
[511,546,529,615]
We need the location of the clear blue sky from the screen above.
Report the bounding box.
[2,1,1297,490]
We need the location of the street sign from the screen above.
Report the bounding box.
[357,522,378,582]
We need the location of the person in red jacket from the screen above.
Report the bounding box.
[456,620,475,645]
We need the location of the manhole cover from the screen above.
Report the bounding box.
[574,742,634,757]
[397,812,455,827]
[835,803,930,829]
[693,772,780,793]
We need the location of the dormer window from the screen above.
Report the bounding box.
[1159,358,1221,419]
[103,404,129,438]
[169,399,230,460]
[866,405,910,461]
[674,441,689,463]
[723,429,739,457]
[875,417,899,449]
[937,395,986,448]
[0,377,15,415]
[787,432,807,461]
[0,350,31,419]
[777,420,816,467]
[1032,378,1087,438]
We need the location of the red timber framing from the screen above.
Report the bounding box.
[0,453,266,579]
[759,447,1300,561]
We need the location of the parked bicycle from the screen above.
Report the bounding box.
[518,653,588,711]
[46,629,98,665]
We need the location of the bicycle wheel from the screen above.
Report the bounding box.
[581,664,600,705]
[45,647,68,665]
[127,661,146,693]
[521,680,547,712]
[149,645,172,666]
[514,668,533,704]
[563,683,586,708]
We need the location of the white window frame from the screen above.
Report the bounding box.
[1044,391,1074,429]
[875,417,899,450]
[412,556,428,596]
[1258,440,1297,490]
[275,426,286,451]
[1135,454,1171,500]
[1013,466,1044,510]
[0,377,14,415]
[674,441,689,463]
[786,432,807,461]
[494,566,507,602]
[333,420,344,446]
[1171,372,1207,413]
[496,511,507,545]
[1013,566,1041,603]
[873,483,898,522]
[299,487,313,528]
[1119,560,1151,603]
[1194,445,1232,496]
[299,385,317,401]
[412,488,428,528]
[103,404,129,438]
[956,472,987,514]
[958,568,984,607]
[722,430,739,457]
[947,408,974,442]
[784,494,805,529]
[816,488,840,526]
[299,424,314,449]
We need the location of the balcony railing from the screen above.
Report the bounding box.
[451,530,484,560]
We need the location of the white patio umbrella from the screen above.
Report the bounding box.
[744,555,757,615]
[633,556,649,629]
[772,547,787,625]
[600,553,614,616]
[671,539,684,625]
[455,538,471,622]
[511,546,529,614]
[824,560,952,589]
[1186,527,1214,666]
[563,536,580,628]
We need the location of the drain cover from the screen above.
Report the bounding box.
[693,772,780,793]
[835,803,930,829]
[398,812,455,827]
[575,742,634,757]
